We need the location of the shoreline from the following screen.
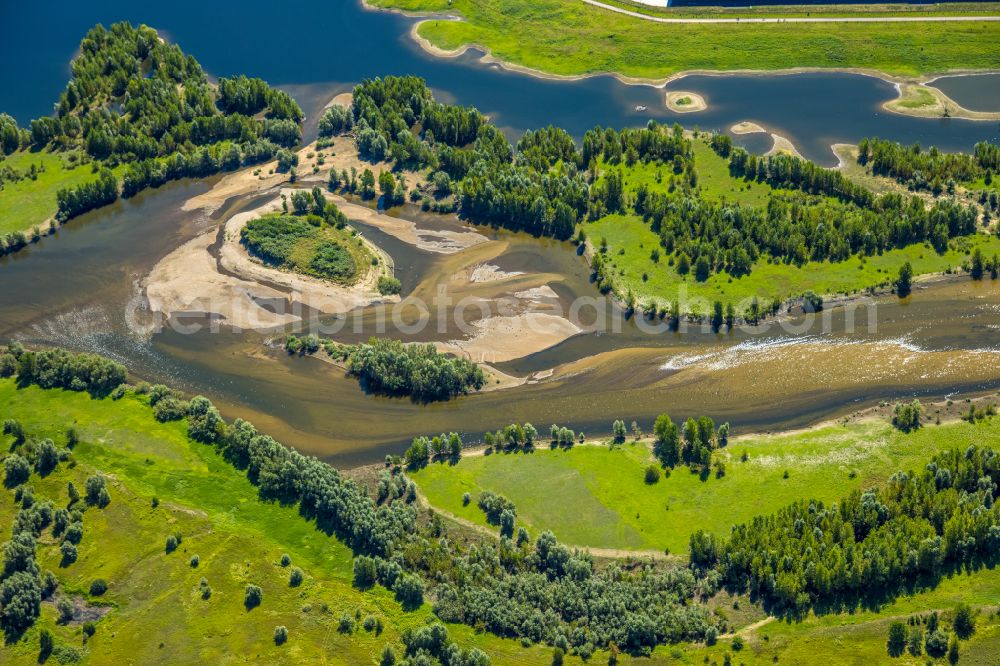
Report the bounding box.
[361,0,1000,121]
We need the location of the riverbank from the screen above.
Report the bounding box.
[366,0,1000,120]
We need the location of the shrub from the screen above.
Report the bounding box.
[644,465,661,484]
[363,615,377,632]
[89,579,108,596]
[280,553,291,567]
[190,555,200,568]
[59,541,78,566]
[394,573,424,609]
[82,621,96,637]
[353,556,377,590]
[57,597,74,623]
[338,613,354,633]
[274,625,288,645]
[953,603,976,639]
[289,567,304,587]
[165,535,178,554]
[3,454,30,487]
[244,584,262,610]
[377,275,402,295]
[887,621,906,657]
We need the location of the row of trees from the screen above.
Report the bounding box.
[858,137,999,193]
[696,444,1000,616]
[340,338,485,402]
[653,414,729,471]
[7,347,721,656]
[3,344,126,397]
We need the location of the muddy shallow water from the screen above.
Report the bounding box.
[2,179,998,467]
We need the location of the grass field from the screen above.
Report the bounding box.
[0,150,115,237]
[3,378,1000,664]
[584,139,1000,310]
[412,417,1000,553]
[0,380,558,665]
[370,0,1000,80]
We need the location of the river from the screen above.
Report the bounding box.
[1,1,999,466]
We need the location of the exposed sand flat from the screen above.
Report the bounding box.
[333,194,488,253]
[144,230,300,331]
[325,92,353,109]
[730,121,766,135]
[665,91,706,113]
[439,312,581,363]
[886,81,1000,121]
[468,263,525,283]
[144,190,396,331]
[765,133,804,160]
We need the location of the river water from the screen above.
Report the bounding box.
[1,1,999,466]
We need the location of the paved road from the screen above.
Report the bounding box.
[584,0,1000,23]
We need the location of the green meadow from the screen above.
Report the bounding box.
[0,380,556,665]
[584,139,1000,310]
[412,418,1000,553]
[0,151,117,237]
[371,0,1000,80]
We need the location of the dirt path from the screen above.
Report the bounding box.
[584,1,1000,23]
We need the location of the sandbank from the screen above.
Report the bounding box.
[665,91,706,113]
[144,189,396,331]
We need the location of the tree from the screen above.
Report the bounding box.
[948,633,960,665]
[244,584,263,610]
[289,567,304,587]
[611,419,627,444]
[711,301,724,331]
[84,475,107,506]
[653,414,680,467]
[644,465,661,484]
[676,252,691,276]
[380,644,397,666]
[897,261,913,296]
[971,247,984,280]
[887,621,907,657]
[907,626,923,656]
[274,625,288,645]
[3,454,30,488]
[39,628,54,660]
[953,603,975,639]
[395,573,424,609]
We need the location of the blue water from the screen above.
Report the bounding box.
[1,0,997,165]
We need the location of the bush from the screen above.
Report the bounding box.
[289,567,304,587]
[89,579,108,596]
[82,621,96,637]
[280,553,291,567]
[59,541,78,566]
[165,535,178,554]
[644,465,661,484]
[377,275,402,295]
[953,603,976,639]
[57,597,74,623]
[892,400,923,432]
[394,573,424,609]
[190,555,200,568]
[338,613,355,633]
[274,625,288,645]
[3,454,30,487]
[244,584,263,610]
[887,621,907,657]
[353,556,377,590]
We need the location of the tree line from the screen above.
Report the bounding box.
[858,137,999,194]
[693,443,1000,617]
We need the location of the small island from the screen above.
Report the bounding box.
[665,91,706,113]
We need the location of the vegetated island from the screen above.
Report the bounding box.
[4,344,1000,663]
[0,21,302,256]
[284,335,485,402]
[366,0,1000,86]
[313,74,999,324]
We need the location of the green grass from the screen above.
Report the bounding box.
[0,380,558,665]
[412,417,1000,553]
[585,139,1000,309]
[370,0,1000,80]
[4,378,1000,664]
[0,150,116,237]
[241,213,372,284]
